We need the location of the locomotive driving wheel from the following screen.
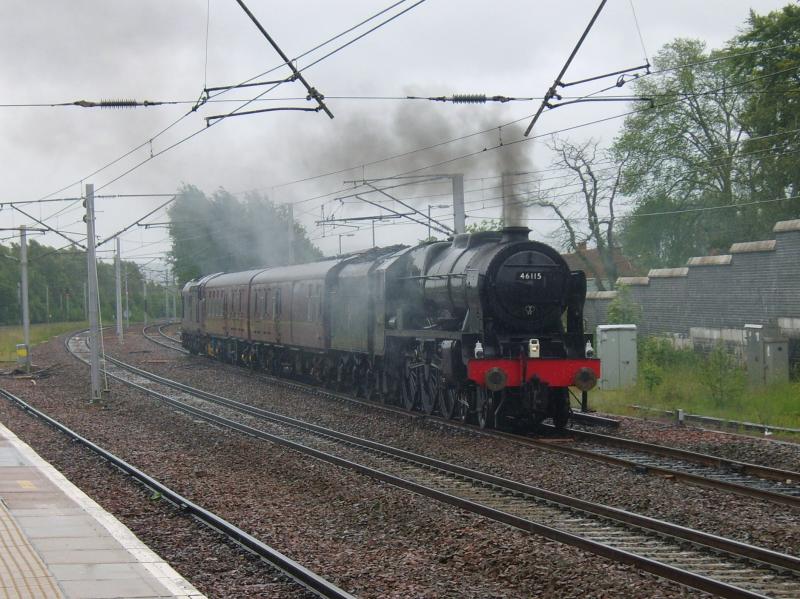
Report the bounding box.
[420,364,442,415]
[476,387,495,429]
[440,385,457,420]
[356,362,378,401]
[401,361,421,411]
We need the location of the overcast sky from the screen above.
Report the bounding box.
[0,0,791,272]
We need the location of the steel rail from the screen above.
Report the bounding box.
[0,383,355,599]
[155,323,182,344]
[631,405,800,437]
[513,423,800,507]
[141,323,184,350]
[71,332,800,599]
[141,324,800,508]
[562,427,800,486]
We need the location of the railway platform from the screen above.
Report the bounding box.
[0,421,204,599]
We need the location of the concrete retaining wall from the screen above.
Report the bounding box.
[585,219,800,349]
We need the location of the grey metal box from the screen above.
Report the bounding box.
[745,323,790,386]
[765,341,790,385]
[596,324,638,390]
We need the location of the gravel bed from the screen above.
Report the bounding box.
[0,333,701,598]
[0,384,314,598]
[111,329,800,558]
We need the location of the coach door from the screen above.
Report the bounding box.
[223,290,230,337]
[273,286,283,344]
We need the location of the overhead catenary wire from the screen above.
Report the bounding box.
[202,0,410,103]
[96,196,177,248]
[14,0,423,237]
[361,181,454,234]
[471,193,800,224]
[204,0,429,126]
[9,11,796,262]
[5,87,797,110]
[16,32,798,242]
[203,0,211,90]
[295,0,428,75]
[229,0,333,120]
[17,91,797,261]
[524,0,609,136]
[235,38,800,196]
[628,0,649,64]
[331,64,800,200]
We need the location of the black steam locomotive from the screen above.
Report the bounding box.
[181,226,599,430]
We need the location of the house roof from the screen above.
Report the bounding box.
[561,246,638,280]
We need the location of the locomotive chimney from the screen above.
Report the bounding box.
[501,172,527,227]
[500,226,530,243]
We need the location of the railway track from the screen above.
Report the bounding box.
[0,382,354,599]
[76,330,800,598]
[142,322,183,350]
[539,428,800,506]
[141,323,800,508]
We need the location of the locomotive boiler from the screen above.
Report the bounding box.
[181,226,599,430]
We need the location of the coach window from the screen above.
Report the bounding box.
[274,288,282,321]
[307,284,313,321]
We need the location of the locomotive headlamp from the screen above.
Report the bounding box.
[573,367,598,391]
[528,339,540,358]
[485,367,508,392]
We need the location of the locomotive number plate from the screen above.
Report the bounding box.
[517,271,543,281]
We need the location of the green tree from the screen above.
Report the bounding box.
[0,238,167,326]
[614,39,756,267]
[168,186,322,285]
[465,218,503,232]
[730,5,800,215]
[700,343,745,407]
[606,284,641,324]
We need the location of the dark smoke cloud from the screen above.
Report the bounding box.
[295,100,537,232]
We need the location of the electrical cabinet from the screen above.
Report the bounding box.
[745,324,789,386]
[596,324,638,390]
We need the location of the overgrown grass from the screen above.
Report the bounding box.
[0,321,87,363]
[590,337,800,430]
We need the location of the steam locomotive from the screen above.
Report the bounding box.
[181,226,599,430]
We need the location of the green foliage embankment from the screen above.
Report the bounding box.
[591,338,800,430]
[0,321,88,362]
